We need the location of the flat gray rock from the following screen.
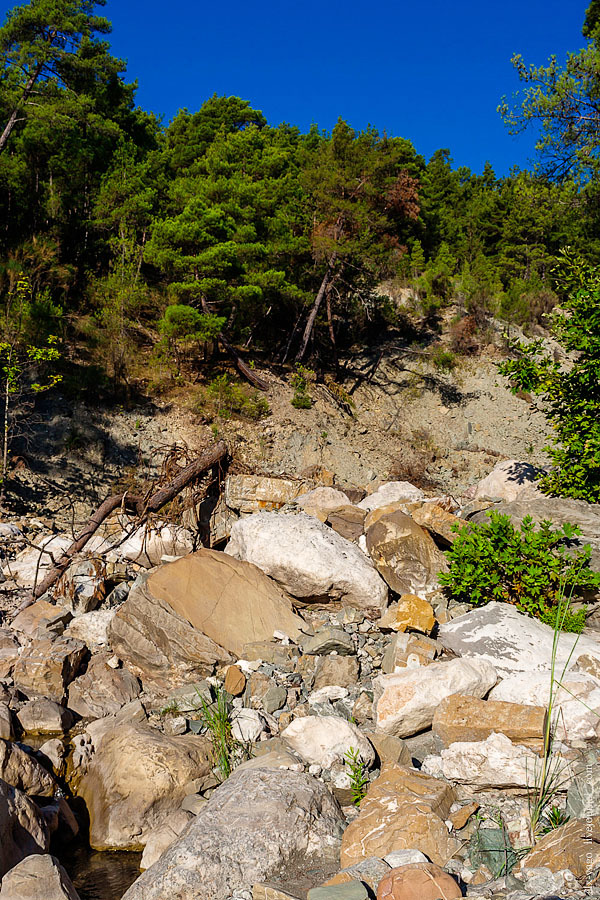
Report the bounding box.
[438,602,600,676]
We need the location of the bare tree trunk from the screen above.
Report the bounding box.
[326,288,338,371]
[30,441,228,601]
[296,255,337,363]
[0,62,45,155]
[199,297,269,391]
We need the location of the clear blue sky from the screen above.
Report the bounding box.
[1,0,590,174]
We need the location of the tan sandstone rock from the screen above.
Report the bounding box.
[13,636,86,702]
[0,853,80,900]
[0,779,49,879]
[376,863,461,900]
[379,596,435,635]
[432,694,547,752]
[340,764,459,868]
[225,474,305,512]
[0,739,55,797]
[519,817,600,879]
[67,653,141,718]
[365,512,448,596]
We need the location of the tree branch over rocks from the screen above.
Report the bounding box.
[29,440,229,602]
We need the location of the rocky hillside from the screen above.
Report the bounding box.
[0,455,599,900]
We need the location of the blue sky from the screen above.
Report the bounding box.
[1,0,590,174]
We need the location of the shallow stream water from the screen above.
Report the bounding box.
[60,845,142,900]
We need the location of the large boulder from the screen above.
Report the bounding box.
[108,576,231,692]
[0,780,49,879]
[121,767,346,900]
[67,653,140,719]
[13,636,86,703]
[281,716,375,768]
[438,602,600,677]
[470,496,600,571]
[0,853,80,900]
[340,763,460,868]
[226,512,388,616]
[432,694,546,751]
[2,536,72,589]
[225,474,305,513]
[490,670,600,745]
[519,817,600,879]
[473,459,543,502]
[423,732,556,791]
[0,740,55,797]
[365,511,448,597]
[16,699,73,735]
[74,721,213,850]
[0,630,20,680]
[374,658,497,737]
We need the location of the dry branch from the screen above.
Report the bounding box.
[31,440,228,600]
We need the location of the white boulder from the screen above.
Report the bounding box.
[438,602,600,678]
[490,670,600,745]
[423,732,570,792]
[474,459,543,502]
[374,658,498,737]
[358,482,424,512]
[281,715,375,768]
[225,512,388,616]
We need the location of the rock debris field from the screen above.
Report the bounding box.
[0,459,599,900]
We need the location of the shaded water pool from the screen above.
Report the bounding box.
[60,845,142,900]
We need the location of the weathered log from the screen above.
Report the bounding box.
[31,441,228,600]
[199,296,269,391]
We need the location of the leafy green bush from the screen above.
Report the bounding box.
[499,250,600,502]
[438,512,600,633]
[205,374,270,421]
[290,364,314,409]
[430,344,457,372]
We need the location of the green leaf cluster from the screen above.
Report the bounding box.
[499,249,600,502]
[438,512,600,632]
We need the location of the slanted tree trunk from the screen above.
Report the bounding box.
[199,297,268,391]
[296,254,338,363]
[29,441,228,601]
[0,61,45,155]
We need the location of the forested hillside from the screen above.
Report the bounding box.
[1,0,599,402]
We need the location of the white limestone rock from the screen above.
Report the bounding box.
[281,715,375,768]
[374,658,498,737]
[225,512,388,616]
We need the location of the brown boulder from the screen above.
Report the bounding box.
[109,551,303,690]
[410,505,462,547]
[519,816,600,879]
[75,721,213,850]
[0,779,49,879]
[340,764,459,868]
[314,656,360,690]
[365,512,448,596]
[0,629,20,679]
[67,653,140,718]
[432,694,547,752]
[326,506,367,542]
[11,600,72,638]
[377,863,461,900]
[13,637,86,703]
[0,739,55,796]
[224,665,247,696]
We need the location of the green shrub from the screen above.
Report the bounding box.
[203,374,270,421]
[290,364,314,409]
[438,512,600,633]
[430,344,457,372]
[499,250,600,502]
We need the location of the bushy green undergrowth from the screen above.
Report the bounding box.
[193,373,270,422]
[439,512,600,632]
[290,365,315,409]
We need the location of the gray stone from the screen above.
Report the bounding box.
[121,768,345,900]
[140,809,194,870]
[469,826,518,878]
[314,656,360,690]
[0,853,81,900]
[302,628,354,656]
[383,849,428,867]
[308,884,368,900]
[567,750,600,818]
[328,858,391,893]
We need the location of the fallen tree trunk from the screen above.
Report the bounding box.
[199,297,269,391]
[31,441,228,601]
